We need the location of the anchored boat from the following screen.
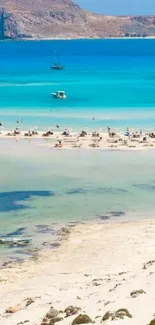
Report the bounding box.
[51,51,64,70]
[51,63,64,70]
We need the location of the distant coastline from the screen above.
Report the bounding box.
[31,36,155,41]
[1,36,155,41]
[1,1,155,42]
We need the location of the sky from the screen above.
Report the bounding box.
[75,0,155,15]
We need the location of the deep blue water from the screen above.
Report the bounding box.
[0,39,155,129]
[0,191,53,212]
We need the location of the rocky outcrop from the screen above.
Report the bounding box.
[5,304,21,313]
[130,289,146,298]
[65,306,81,317]
[72,314,92,324]
[0,0,155,39]
[41,307,63,325]
[102,309,132,322]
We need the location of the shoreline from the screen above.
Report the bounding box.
[1,209,155,267]
[1,218,155,325]
[1,37,155,42]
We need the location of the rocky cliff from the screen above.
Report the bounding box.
[0,0,155,39]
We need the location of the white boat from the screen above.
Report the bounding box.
[52,91,66,99]
[0,237,32,245]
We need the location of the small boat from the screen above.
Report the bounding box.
[51,63,64,70]
[51,51,64,70]
[52,91,67,99]
[0,237,32,245]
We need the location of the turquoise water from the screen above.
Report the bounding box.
[0,39,155,130]
[1,39,155,263]
[0,139,155,262]
[1,140,155,224]
[1,141,155,224]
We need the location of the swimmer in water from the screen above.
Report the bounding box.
[56,124,59,128]
[93,116,95,120]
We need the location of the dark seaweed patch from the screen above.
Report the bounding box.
[108,211,126,217]
[133,184,155,191]
[98,211,126,220]
[66,187,129,195]
[50,242,60,248]
[42,241,60,248]
[2,258,24,267]
[98,215,110,220]
[35,224,55,234]
[66,188,87,195]
[6,227,26,237]
[95,188,129,194]
[0,191,54,212]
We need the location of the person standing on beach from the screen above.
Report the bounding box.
[107,126,111,136]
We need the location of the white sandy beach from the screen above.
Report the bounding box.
[1,219,155,325]
[1,129,155,151]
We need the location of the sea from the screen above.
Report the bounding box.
[0,39,155,130]
[0,39,155,263]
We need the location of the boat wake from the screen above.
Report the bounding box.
[0,82,61,87]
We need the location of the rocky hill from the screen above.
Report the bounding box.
[0,0,155,39]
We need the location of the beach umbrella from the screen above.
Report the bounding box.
[47,127,53,132]
[31,126,39,131]
[65,127,72,132]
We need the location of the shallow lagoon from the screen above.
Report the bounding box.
[1,139,155,262]
[1,140,155,225]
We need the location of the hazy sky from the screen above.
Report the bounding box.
[75,0,155,15]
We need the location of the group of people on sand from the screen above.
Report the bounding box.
[107,125,144,138]
[0,116,154,142]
